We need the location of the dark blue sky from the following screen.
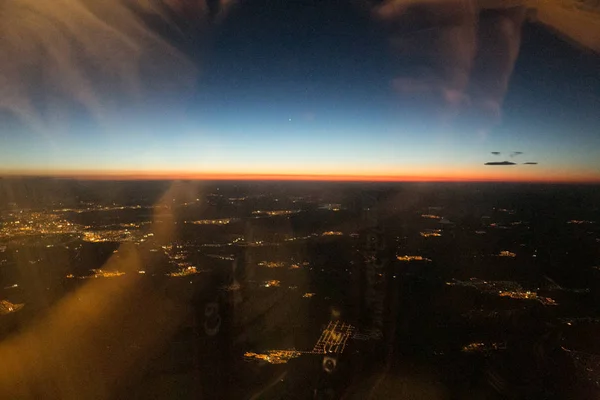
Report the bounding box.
[2,1,599,181]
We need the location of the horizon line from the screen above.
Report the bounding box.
[2,171,600,184]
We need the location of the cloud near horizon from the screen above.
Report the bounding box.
[485,161,516,166]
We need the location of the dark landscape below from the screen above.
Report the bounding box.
[1,179,600,399]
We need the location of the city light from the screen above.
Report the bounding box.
[187,218,239,225]
[497,250,517,257]
[244,321,356,365]
[420,229,442,238]
[166,266,201,277]
[396,255,432,262]
[447,278,558,306]
[252,210,301,217]
[421,214,442,219]
[262,280,281,288]
[462,342,507,354]
[258,261,286,268]
[66,269,126,279]
[0,300,24,315]
[244,350,302,365]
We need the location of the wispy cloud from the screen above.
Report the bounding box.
[372,1,526,130]
[0,0,234,131]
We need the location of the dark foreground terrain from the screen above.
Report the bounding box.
[0,180,599,399]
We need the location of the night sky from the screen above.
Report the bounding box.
[1,1,599,182]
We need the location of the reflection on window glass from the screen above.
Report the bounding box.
[1,1,600,399]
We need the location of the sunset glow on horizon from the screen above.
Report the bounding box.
[4,168,600,184]
[1,2,599,185]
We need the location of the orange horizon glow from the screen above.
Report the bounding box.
[2,169,600,184]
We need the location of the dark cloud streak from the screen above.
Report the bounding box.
[485,161,516,166]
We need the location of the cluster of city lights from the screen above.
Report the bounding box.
[420,229,442,238]
[446,278,558,306]
[262,280,281,288]
[166,266,201,277]
[187,218,239,225]
[421,214,441,219]
[66,269,126,279]
[396,255,432,262]
[322,231,343,236]
[461,342,507,354]
[252,210,301,216]
[0,300,24,315]
[497,250,517,257]
[244,350,302,364]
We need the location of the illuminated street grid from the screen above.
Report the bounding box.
[244,320,356,364]
[311,320,355,355]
